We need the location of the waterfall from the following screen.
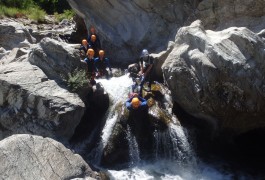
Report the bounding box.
[126,125,140,165]
[154,124,193,162]
[80,74,248,179]
[87,74,133,165]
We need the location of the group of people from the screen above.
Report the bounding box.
[79,26,155,112]
[79,26,112,85]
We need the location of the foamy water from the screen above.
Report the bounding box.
[86,75,251,180]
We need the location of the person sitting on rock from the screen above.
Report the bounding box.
[95,50,112,79]
[87,26,101,48]
[84,48,96,85]
[138,49,154,96]
[88,34,101,57]
[79,39,90,59]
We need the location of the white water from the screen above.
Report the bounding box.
[127,125,141,165]
[89,74,249,180]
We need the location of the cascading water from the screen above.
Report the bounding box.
[76,74,250,180]
[126,125,141,165]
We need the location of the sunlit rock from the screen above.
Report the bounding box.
[0,19,35,50]
[0,134,98,180]
[29,37,84,80]
[0,54,85,140]
[162,20,265,139]
[197,0,265,32]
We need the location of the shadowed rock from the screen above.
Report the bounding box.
[67,0,198,64]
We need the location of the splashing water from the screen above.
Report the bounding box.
[154,123,195,165]
[84,74,251,179]
[127,125,140,166]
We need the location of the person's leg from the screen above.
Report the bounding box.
[139,76,145,97]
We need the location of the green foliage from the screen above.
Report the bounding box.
[27,6,46,22]
[0,0,34,9]
[66,69,88,92]
[55,9,75,22]
[0,0,71,14]
[33,0,71,14]
[0,5,46,21]
[0,6,19,17]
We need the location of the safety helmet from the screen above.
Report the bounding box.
[99,50,105,56]
[82,39,88,45]
[141,49,149,57]
[87,48,95,56]
[131,97,141,109]
[91,35,96,42]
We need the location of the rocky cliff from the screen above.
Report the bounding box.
[67,0,199,65]
[67,0,265,64]
[0,20,88,141]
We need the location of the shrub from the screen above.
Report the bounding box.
[55,9,75,22]
[0,6,19,17]
[34,0,71,14]
[0,0,71,15]
[0,0,34,9]
[66,69,88,92]
[27,6,46,22]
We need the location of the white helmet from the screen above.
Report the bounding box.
[141,49,149,57]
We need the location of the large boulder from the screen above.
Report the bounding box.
[0,134,98,180]
[67,0,198,64]
[0,19,35,50]
[196,0,265,32]
[29,37,85,80]
[162,20,265,139]
[0,57,85,140]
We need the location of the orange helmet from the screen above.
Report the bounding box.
[131,97,141,109]
[99,50,105,56]
[91,35,96,42]
[87,48,95,56]
[82,39,88,45]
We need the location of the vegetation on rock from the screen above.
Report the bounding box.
[65,69,89,93]
[0,0,74,22]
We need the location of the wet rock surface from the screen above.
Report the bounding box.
[101,82,178,167]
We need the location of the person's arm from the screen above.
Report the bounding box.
[94,58,98,72]
[138,96,146,102]
[143,56,154,77]
[139,57,144,74]
[84,58,89,78]
[125,97,134,110]
[105,58,112,71]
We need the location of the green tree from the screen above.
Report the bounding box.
[33,0,71,14]
[0,0,34,9]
